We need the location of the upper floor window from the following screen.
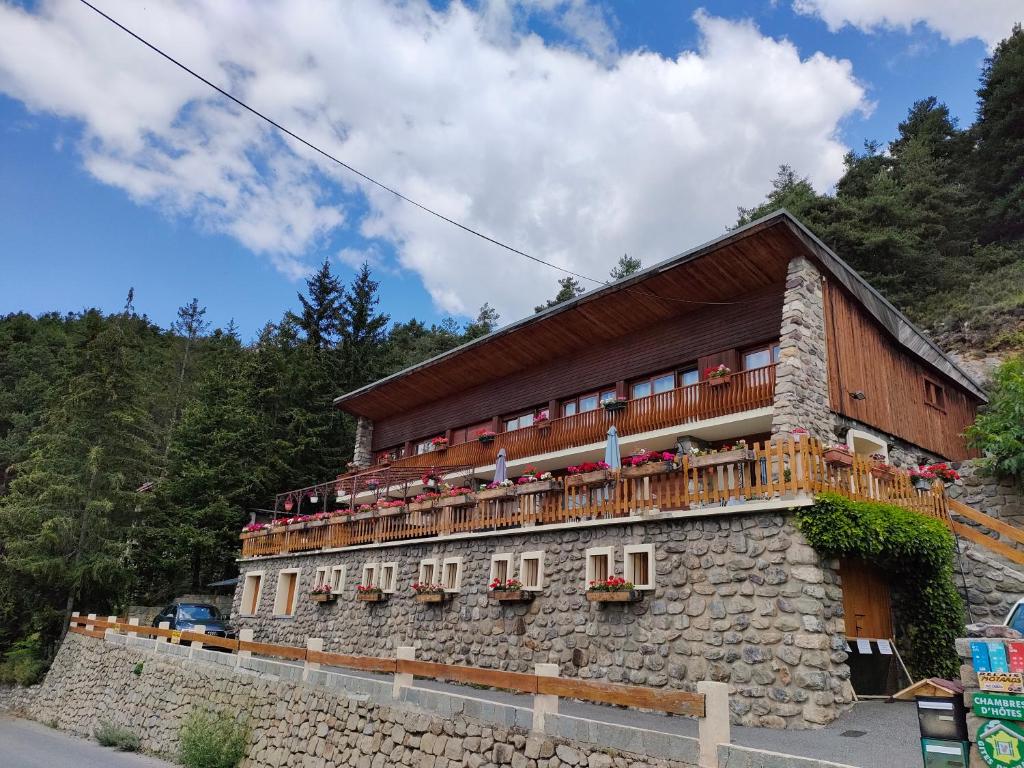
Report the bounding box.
[451,421,491,445]
[743,343,780,370]
[563,389,616,416]
[504,410,536,432]
[414,438,435,455]
[924,379,946,411]
[679,367,699,387]
[630,372,675,399]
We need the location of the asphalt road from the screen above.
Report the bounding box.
[0,716,176,768]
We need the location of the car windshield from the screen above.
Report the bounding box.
[177,605,221,621]
[1010,604,1024,635]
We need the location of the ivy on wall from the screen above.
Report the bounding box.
[795,493,964,679]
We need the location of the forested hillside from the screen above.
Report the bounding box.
[738,26,1024,358]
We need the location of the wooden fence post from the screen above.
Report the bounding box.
[533,663,560,731]
[128,618,139,638]
[189,625,206,657]
[697,681,730,768]
[393,646,416,698]
[304,638,323,682]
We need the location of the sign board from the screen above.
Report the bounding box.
[978,719,1024,768]
[975,693,1024,721]
[981,673,1024,694]
[170,630,182,645]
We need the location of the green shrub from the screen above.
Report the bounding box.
[967,355,1024,480]
[796,493,964,679]
[0,633,48,686]
[132,662,144,677]
[179,708,248,768]
[94,720,141,751]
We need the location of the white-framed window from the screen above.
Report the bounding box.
[361,562,380,589]
[273,568,301,617]
[519,551,545,591]
[585,546,615,587]
[329,565,346,594]
[380,562,399,593]
[442,557,463,593]
[313,566,330,588]
[624,544,656,590]
[240,571,264,617]
[846,428,888,461]
[419,558,440,585]
[490,553,514,584]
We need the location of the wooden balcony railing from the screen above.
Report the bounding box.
[241,437,950,559]
[382,365,777,471]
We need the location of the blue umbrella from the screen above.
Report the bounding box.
[494,448,508,483]
[604,426,621,470]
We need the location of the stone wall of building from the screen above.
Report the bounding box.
[948,463,1024,530]
[771,257,832,441]
[352,416,374,467]
[24,632,702,768]
[235,512,854,729]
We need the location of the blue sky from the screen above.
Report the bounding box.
[0,1,1014,339]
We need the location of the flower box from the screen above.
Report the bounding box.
[515,479,562,495]
[477,486,516,501]
[356,592,387,603]
[477,434,495,444]
[567,469,612,487]
[310,593,337,604]
[912,476,934,491]
[437,494,475,508]
[870,464,896,480]
[823,448,854,467]
[601,399,628,412]
[489,590,534,603]
[409,500,436,513]
[621,462,674,479]
[689,449,755,469]
[586,590,642,603]
[707,375,731,387]
[415,593,449,604]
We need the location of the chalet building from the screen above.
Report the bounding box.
[233,210,986,729]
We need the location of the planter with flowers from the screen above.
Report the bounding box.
[409,492,440,513]
[475,429,497,445]
[600,396,628,413]
[430,436,449,451]
[437,487,475,508]
[489,578,533,602]
[869,453,897,480]
[310,584,337,605]
[412,582,449,604]
[622,449,677,479]
[478,479,515,501]
[928,463,961,486]
[515,467,560,494]
[364,477,381,491]
[421,472,441,489]
[534,412,551,433]
[566,461,612,487]
[376,499,406,518]
[356,585,386,603]
[822,443,854,468]
[688,440,754,469]
[704,364,731,387]
[909,467,936,491]
[585,577,640,603]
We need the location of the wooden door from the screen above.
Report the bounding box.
[284,573,297,615]
[839,558,893,639]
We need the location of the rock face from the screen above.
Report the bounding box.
[235,513,854,728]
[24,632,699,768]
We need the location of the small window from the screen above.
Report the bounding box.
[313,566,330,588]
[743,343,780,370]
[361,562,380,589]
[490,553,514,584]
[925,379,946,411]
[240,572,264,616]
[680,367,699,387]
[562,400,578,417]
[273,569,300,616]
[631,372,675,400]
[419,558,439,585]
[585,546,614,588]
[520,551,545,591]
[631,380,652,399]
[329,566,346,594]
[504,410,537,432]
[624,544,655,590]
[414,439,434,455]
[442,557,463,592]
[579,394,599,412]
[380,562,398,593]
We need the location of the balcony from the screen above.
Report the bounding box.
[240,436,951,559]
[385,365,776,471]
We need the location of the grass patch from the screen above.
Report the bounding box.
[179,708,248,768]
[94,720,141,751]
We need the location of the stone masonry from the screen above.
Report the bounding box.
[236,513,854,729]
[771,257,832,441]
[352,416,373,468]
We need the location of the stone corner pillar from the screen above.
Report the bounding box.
[771,255,835,443]
[352,416,374,467]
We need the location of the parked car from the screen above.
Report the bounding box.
[152,602,236,647]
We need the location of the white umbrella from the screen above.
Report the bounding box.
[604,426,621,470]
[494,448,508,483]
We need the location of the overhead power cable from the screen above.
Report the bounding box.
[76,0,743,307]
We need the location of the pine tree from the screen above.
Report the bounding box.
[339,263,389,389]
[164,298,210,456]
[289,259,345,350]
[463,303,500,341]
[609,254,642,281]
[534,276,585,313]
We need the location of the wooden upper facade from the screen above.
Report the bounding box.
[335,212,985,462]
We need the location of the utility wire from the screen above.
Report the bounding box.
[76,0,743,306]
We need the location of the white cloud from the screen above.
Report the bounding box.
[0,1,868,321]
[793,0,1022,50]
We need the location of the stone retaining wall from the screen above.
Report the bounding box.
[235,512,854,729]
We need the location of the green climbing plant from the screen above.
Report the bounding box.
[795,493,964,679]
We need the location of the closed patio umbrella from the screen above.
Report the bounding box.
[494,448,508,483]
[604,426,621,470]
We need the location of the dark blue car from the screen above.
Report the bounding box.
[152,602,236,645]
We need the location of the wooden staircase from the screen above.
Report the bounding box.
[947,497,1024,566]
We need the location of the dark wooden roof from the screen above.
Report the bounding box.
[335,211,984,420]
